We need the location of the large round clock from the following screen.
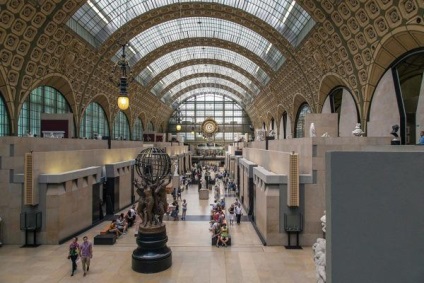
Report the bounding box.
[201,118,218,135]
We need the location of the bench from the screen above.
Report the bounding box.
[94,234,116,245]
[100,224,111,235]
[211,222,231,246]
[212,234,231,246]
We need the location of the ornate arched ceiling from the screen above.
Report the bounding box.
[145,58,264,98]
[1,0,420,136]
[131,38,274,84]
[157,73,257,100]
[68,1,315,113]
[141,45,271,89]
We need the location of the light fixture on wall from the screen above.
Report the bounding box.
[109,43,133,110]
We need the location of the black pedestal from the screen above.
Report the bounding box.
[132,225,172,273]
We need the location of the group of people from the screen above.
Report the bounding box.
[209,198,244,247]
[107,206,137,238]
[169,199,188,221]
[68,236,93,277]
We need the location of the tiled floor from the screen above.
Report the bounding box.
[0,183,315,283]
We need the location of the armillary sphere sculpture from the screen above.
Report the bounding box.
[132,147,172,273]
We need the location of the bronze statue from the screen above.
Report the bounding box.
[134,176,171,227]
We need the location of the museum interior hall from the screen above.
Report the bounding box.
[1,1,424,282]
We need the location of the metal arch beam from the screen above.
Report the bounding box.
[169,83,246,105]
[177,91,242,105]
[154,67,260,97]
[148,59,263,93]
[158,73,256,99]
[96,4,296,70]
[131,38,274,82]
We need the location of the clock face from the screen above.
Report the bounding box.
[201,118,218,135]
[204,121,216,133]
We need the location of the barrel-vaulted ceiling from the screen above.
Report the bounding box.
[67,0,315,110]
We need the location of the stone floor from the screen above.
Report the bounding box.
[0,183,315,283]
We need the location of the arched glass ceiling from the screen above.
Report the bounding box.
[152,64,260,96]
[68,0,314,48]
[139,46,269,86]
[116,17,284,72]
[162,77,252,100]
[163,88,245,106]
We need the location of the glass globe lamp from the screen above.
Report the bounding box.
[117,95,129,110]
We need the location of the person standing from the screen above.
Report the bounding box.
[235,204,242,225]
[228,204,235,226]
[181,199,187,220]
[418,131,424,145]
[68,237,80,276]
[79,236,93,277]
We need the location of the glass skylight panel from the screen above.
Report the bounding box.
[156,64,260,95]
[125,17,283,70]
[164,77,251,100]
[178,89,242,105]
[142,46,266,81]
[69,1,314,48]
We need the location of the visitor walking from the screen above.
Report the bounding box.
[68,237,80,276]
[235,204,242,225]
[80,236,93,277]
[181,199,187,220]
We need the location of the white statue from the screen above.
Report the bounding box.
[313,238,326,283]
[320,211,326,233]
[173,160,179,176]
[309,123,316,137]
[321,132,330,137]
[256,129,266,141]
[268,129,276,138]
[352,123,365,136]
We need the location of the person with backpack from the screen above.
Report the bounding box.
[126,205,136,227]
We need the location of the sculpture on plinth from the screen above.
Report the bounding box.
[309,123,317,137]
[320,211,326,233]
[132,147,172,273]
[352,123,365,136]
[313,238,326,283]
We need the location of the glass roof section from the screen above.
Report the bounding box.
[164,88,244,106]
[68,0,314,48]
[139,46,269,86]
[161,77,252,100]
[123,17,283,72]
[151,64,261,96]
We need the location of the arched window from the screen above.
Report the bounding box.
[80,102,109,139]
[295,103,311,138]
[113,111,130,140]
[0,94,10,136]
[146,121,154,131]
[133,117,143,141]
[282,112,287,139]
[167,93,252,143]
[329,88,343,122]
[18,86,71,136]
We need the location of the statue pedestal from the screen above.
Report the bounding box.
[132,224,172,273]
[199,189,209,200]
